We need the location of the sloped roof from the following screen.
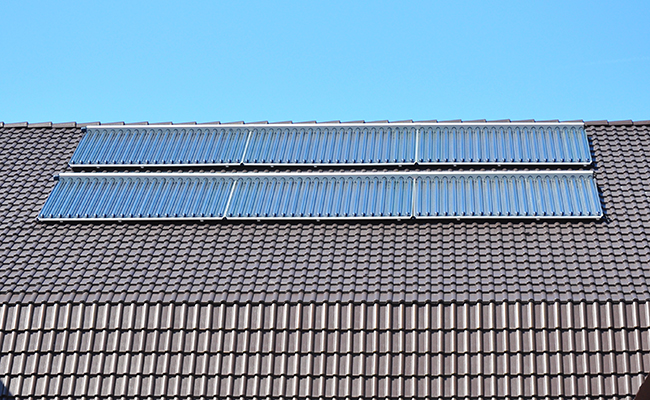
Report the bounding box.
[1,120,649,399]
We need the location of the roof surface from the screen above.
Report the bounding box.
[1,121,649,399]
[2,123,649,305]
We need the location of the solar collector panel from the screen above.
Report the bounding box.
[414,172,601,218]
[225,175,413,218]
[71,127,251,166]
[417,125,592,164]
[39,175,236,220]
[242,126,417,165]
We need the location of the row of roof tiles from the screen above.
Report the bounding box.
[1,302,647,399]
[1,119,650,128]
[7,326,649,358]
[3,258,649,305]
[2,355,646,398]
[5,301,650,333]
[3,373,643,399]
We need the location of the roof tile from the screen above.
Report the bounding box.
[609,119,635,125]
[585,120,610,126]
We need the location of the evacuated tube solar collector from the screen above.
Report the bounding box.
[41,122,602,222]
[38,171,603,221]
[69,122,592,168]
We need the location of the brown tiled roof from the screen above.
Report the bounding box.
[2,301,648,398]
[0,121,649,399]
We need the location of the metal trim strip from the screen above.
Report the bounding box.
[84,122,585,129]
[222,179,238,217]
[40,215,603,222]
[239,129,253,164]
[71,161,592,168]
[57,171,595,179]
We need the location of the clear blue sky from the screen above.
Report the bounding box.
[1,1,649,123]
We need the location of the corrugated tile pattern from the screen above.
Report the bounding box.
[419,125,591,164]
[1,301,648,399]
[68,123,590,167]
[1,125,649,304]
[415,172,601,218]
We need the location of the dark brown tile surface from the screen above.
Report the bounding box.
[0,301,648,398]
